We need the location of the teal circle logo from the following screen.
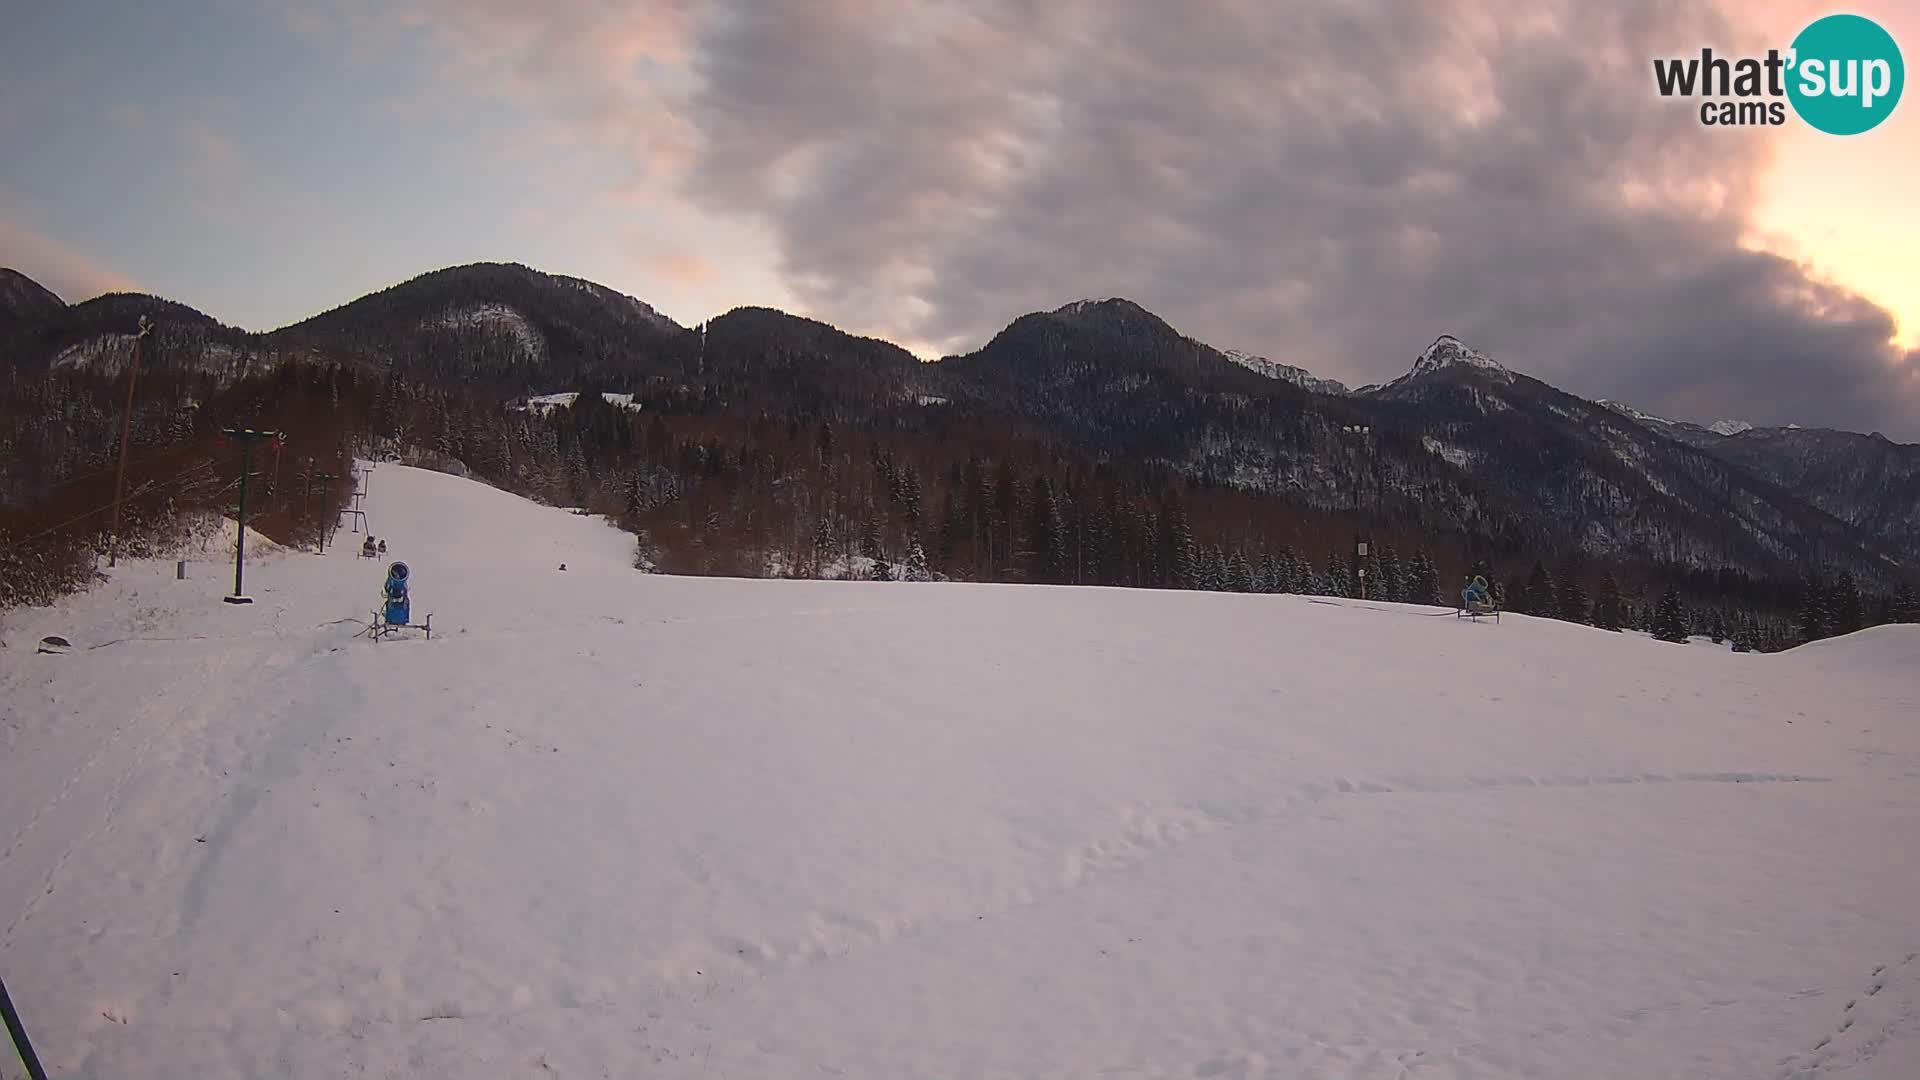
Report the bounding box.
[1787,14,1904,135]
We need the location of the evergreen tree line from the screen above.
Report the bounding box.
[1,361,369,608]
[10,357,1916,653]
[1485,558,1915,650]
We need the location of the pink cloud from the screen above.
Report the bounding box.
[298,0,702,179]
[0,212,141,302]
[635,250,715,286]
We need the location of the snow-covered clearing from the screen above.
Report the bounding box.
[2,465,1916,1079]
[512,392,643,416]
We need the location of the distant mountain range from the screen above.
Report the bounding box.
[4,262,1912,589]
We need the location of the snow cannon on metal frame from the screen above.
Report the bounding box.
[383,561,411,625]
[362,560,432,641]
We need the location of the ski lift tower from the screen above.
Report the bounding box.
[343,462,371,534]
[218,427,284,605]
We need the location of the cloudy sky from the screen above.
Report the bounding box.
[2,1,1916,436]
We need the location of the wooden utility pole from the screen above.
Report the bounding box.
[220,428,284,604]
[106,315,154,567]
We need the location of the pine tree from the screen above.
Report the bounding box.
[1229,550,1254,593]
[1652,586,1688,643]
[1161,501,1197,589]
[622,474,644,520]
[1406,550,1441,606]
[905,540,930,582]
[993,460,1023,577]
[899,467,923,522]
[812,513,839,571]
[1283,548,1309,594]
[1026,475,1062,582]
[1083,496,1111,586]
[1519,561,1555,616]
[1556,565,1589,624]
[1259,551,1282,594]
[1061,479,1086,584]
[1831,571,1863,636]
[938,488,965,572]
[1894,580,1920,623]
[863,525,892,581]
[1205,546,1229,591]
[1797,576,1829,643]
[1873,593,1896,628]
[1377,544,1404,603]
[1325,552,1353,598]
[1593,571,1623,631]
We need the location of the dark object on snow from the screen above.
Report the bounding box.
[35,636,72,655]
[558,563,567,571]
[361,535,378,558]
[377,540,387,555]
[0,975,51,1080]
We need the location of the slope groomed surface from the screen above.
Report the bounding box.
[2,464,1916,1079]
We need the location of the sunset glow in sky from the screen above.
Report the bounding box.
[2,1,1915,435]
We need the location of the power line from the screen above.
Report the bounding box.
[34,438,214,495]
[24,458,128,493]
[108,315,156,567]
[0,459,218,552]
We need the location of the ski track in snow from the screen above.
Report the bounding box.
[2,464,1917,1079]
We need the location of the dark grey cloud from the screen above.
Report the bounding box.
[681,0,1919,437]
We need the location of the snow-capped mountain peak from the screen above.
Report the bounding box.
[1051,297,1154,321]
[1221,349,1350,395]
[1601,403,1753,438]
[1407,335,1512,382]
[1598,399,1677,427]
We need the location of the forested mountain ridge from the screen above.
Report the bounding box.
[0,268,64,324]
[268,262,684,386]
[1611,414,1920,566]
[3,263,1912,643]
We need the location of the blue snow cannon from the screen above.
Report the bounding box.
[383,561,411,626]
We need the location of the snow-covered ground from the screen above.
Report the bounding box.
[511,391,645,416]
[2,465,1916,1079]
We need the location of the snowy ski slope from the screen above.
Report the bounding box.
[1,464,1916,1079]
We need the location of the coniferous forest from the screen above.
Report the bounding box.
[4,263,1916,651]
